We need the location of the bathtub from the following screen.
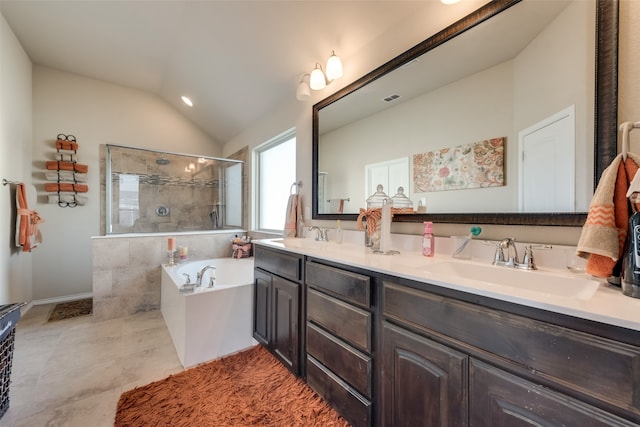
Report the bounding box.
[161,258,256,368]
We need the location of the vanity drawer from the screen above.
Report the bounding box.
[307,355,372,427]
[254,245,302,283]
[306,261,371,307]
[307,288,372,353]
[307,322,372,398]
[383,281,640,415]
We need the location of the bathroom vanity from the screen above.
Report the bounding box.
[253,245,303,375]
[253,239,640,427]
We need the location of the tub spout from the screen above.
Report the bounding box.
[196,265,216,287]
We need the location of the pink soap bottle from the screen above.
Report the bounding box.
[422,221,435,257]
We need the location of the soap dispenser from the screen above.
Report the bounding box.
[422,221,434,257]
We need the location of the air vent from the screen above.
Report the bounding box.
[383,94,401,103]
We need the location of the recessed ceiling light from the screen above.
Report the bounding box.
[441,0,460,4]
[181,96,193,107]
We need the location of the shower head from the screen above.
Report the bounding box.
[156,155,170,165]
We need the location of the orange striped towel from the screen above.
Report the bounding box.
[44,183,88,193]
[45,161,89,173]
[55,139,79,151]
[577,153,640,277]
[16,183,44,252]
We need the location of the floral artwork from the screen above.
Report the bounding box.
[413,137,504,192]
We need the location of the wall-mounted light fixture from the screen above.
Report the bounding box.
[296,50,343,101]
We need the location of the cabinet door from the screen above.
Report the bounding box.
[253,269,271,347]
[470,359,637,427]
[272,275,300,375]
[381,322,468,427]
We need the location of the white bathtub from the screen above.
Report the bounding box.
[161,258,256,368]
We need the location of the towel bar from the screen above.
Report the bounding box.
[290,181,302,195]
[619,120,640,160]
[2,179,20,186]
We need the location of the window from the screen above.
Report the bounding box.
[254,129,296,232]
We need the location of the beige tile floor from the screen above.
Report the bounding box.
[1,304,183,427]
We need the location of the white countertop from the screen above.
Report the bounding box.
[255,238,640,332]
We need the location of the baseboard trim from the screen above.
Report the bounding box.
[32,292,93,306]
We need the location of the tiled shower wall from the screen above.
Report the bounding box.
[100,145,246,234]
[92,231,243,320]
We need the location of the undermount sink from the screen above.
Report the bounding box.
[267,238,317,248]
[423,261,600,300]
[270,237,305,248]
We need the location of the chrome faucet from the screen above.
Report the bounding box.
[494,238,519,267]
[196,265,216,287]
[308,226,329,241]
[492,238,538,270]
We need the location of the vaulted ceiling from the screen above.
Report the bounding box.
[1,0,453,144]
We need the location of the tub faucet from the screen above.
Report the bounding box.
[196,265,216,287]
[308,226,328,241]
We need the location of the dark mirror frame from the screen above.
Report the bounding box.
[312,0,618,226]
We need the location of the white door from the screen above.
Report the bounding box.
[519,106,575,212]
[365,157,410,201]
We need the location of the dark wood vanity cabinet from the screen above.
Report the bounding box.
[253,245,640,426]
[382,279,640,426]
[305,260,374,427]
[469,359,634,426]
[253,245,303,375]
[381,321,468,426]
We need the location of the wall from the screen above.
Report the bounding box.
[0,15,33,305]
[32,67,222,302]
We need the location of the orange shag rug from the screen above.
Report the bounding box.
[115,345,350,427]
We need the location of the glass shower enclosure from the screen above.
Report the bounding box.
[105,145,243,234]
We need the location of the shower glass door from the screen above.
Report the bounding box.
[105,145,244,234]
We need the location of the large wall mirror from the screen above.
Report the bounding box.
[312,0,618,226]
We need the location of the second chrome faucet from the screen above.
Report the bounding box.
[308,226,329,242]
[492,238,538,270]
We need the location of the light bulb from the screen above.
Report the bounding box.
[325,51,343,81]
[309,64,326,90]
[181,96,193,107]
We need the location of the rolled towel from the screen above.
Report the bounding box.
[46,170,73,182]
[55,139,79,151]
[74,163,88,173]
[44,183,88,193]
[46,161,73,171]
[45,161,89,173]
